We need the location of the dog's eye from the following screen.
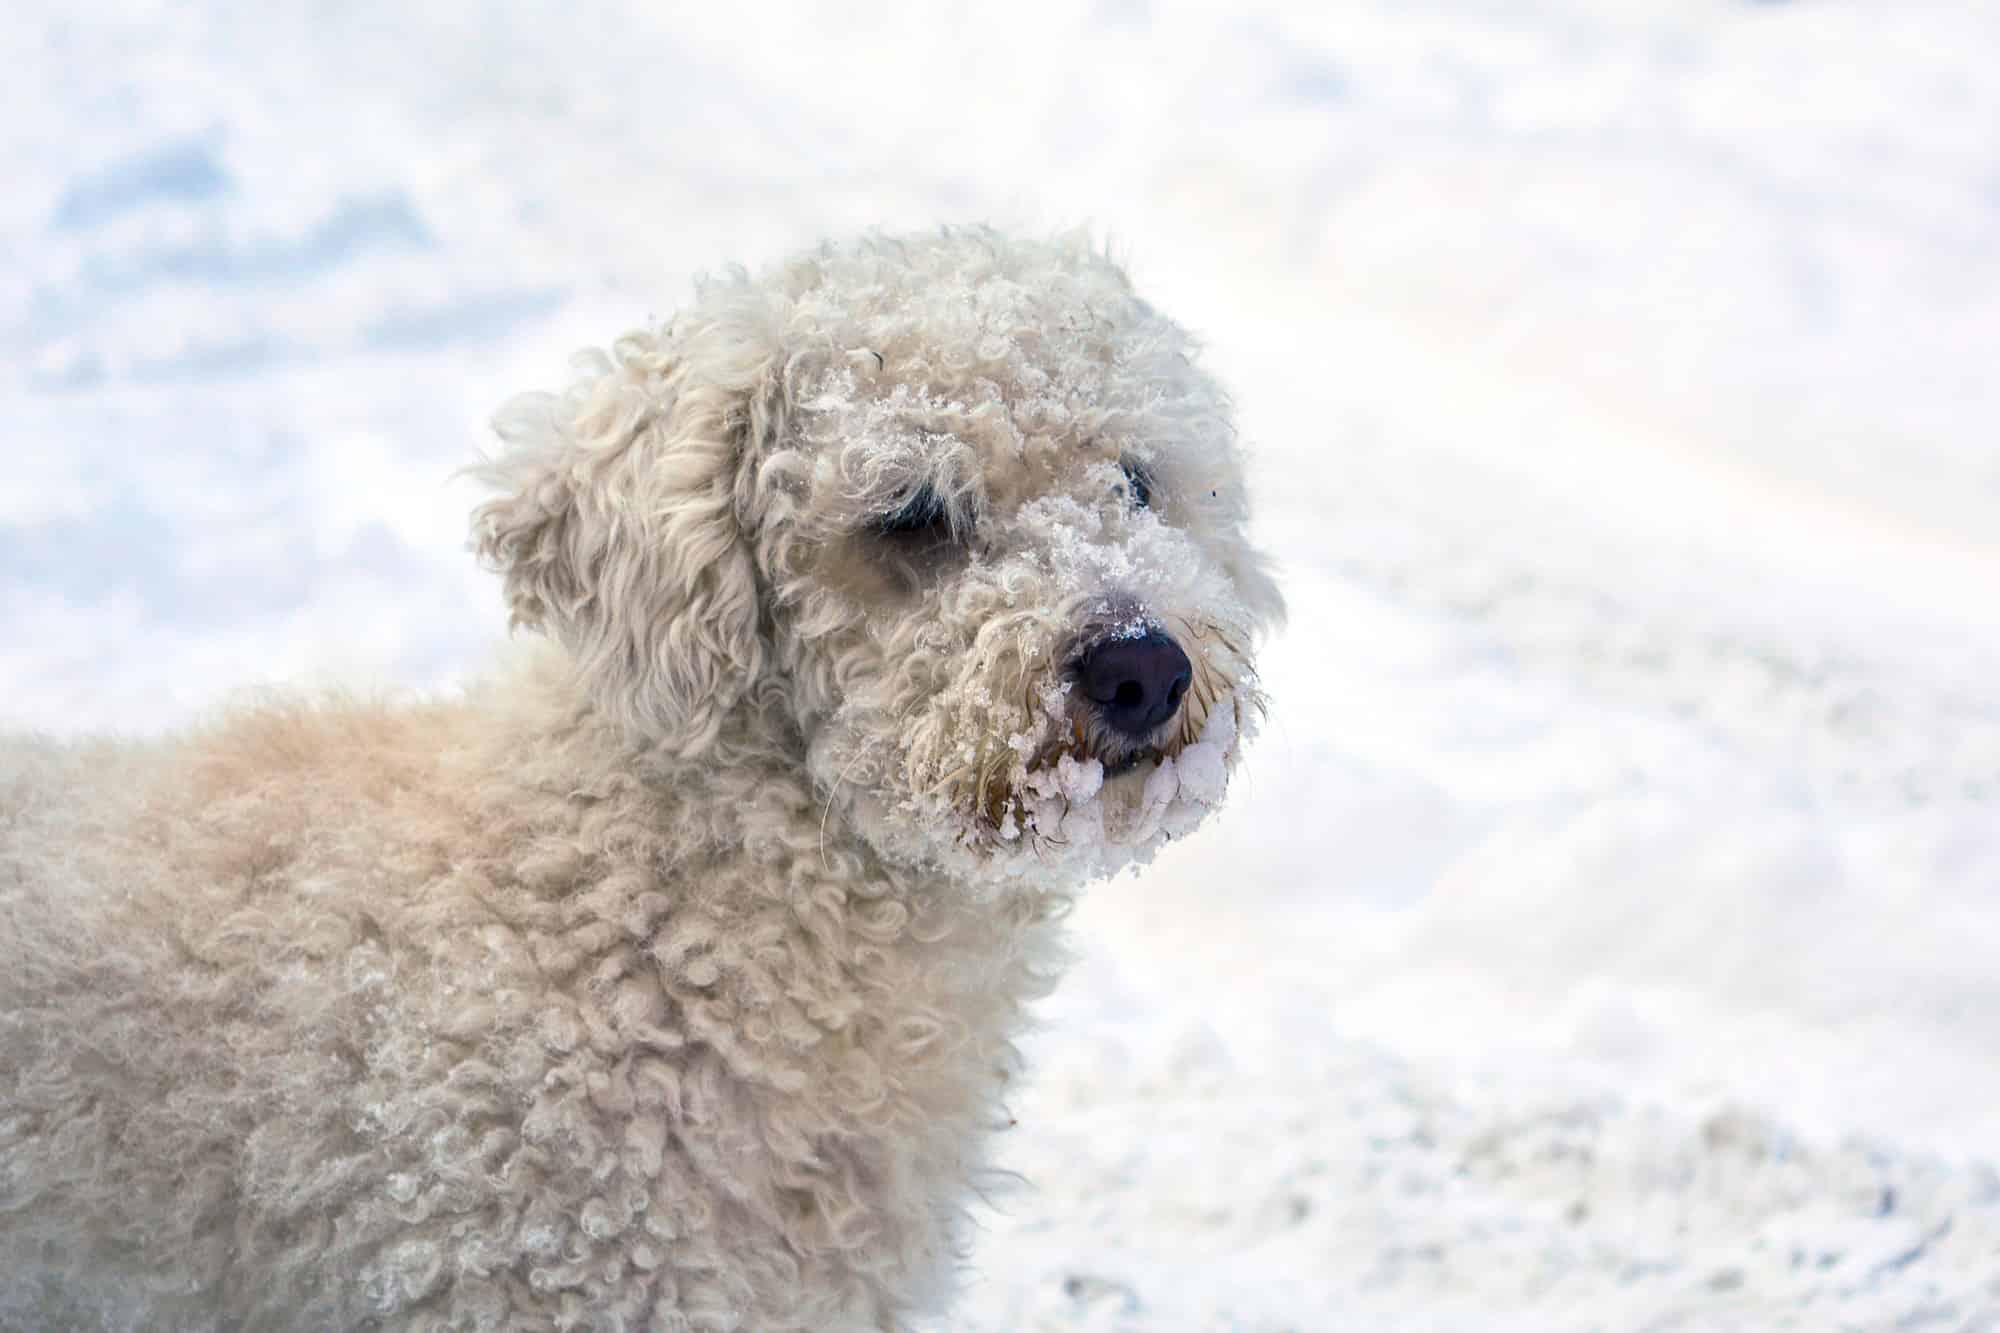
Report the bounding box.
[876,485,954,540]
[1120,459,1154,511]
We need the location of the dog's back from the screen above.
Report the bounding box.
[0,703,480,1330]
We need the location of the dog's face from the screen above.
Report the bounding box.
[474,230,1281,884]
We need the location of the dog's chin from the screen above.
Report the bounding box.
[863,685,1257,887]
[949,690,1251,883]
[1098,749,1153,780]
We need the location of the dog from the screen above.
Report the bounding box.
[0,227,1282,1330]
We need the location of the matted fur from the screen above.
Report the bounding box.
[0,228,1281,1331]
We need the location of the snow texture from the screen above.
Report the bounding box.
[6,0,1999,1326]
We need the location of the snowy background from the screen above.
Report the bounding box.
[8,0,2000,1326]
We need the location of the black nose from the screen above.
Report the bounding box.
[1078,629,1193,738]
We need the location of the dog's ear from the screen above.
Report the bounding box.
[470,333,769,756]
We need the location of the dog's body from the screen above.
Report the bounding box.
[0,229,1279,1330]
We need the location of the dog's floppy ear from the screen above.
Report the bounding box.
[470,331,769,756]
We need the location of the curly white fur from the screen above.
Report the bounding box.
[0,227,1282,1331]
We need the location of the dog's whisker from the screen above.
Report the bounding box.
[972,740,996,827]
[819,743,879,872]
[931,761,977,791]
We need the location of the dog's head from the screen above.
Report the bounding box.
[473,228,1282,884]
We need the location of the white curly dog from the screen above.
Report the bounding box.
[0,228,1281,1330]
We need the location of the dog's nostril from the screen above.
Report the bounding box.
[1077,629,1196,739]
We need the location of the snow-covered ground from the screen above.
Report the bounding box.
[7,0,1999,1325]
